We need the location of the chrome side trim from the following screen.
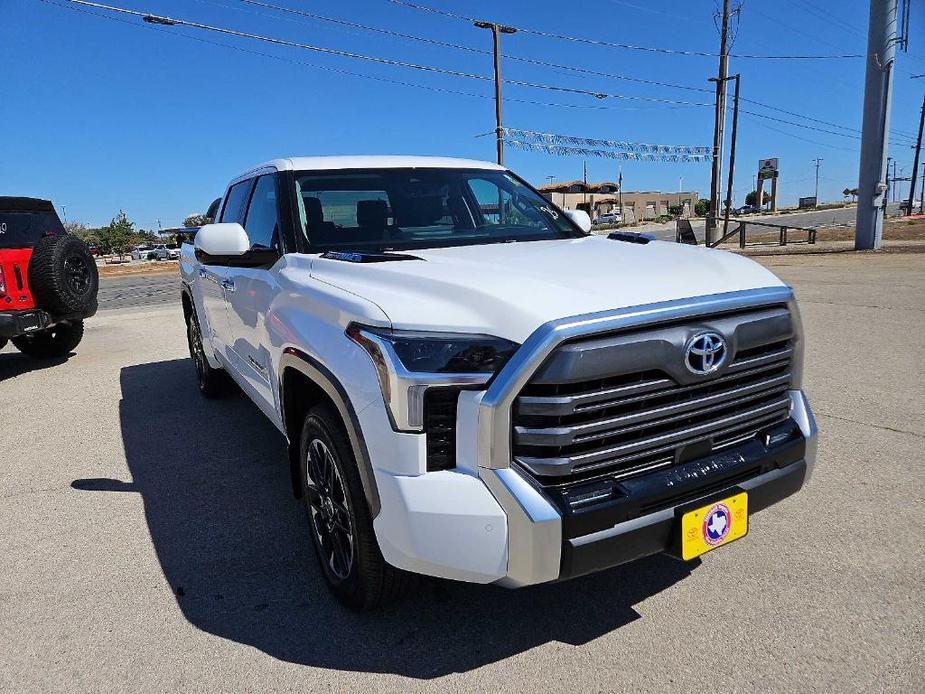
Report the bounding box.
[788,389,818,482]
[477,285,796,471]
[479,465,561,587]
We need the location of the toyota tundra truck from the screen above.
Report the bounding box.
[180,156,817,610]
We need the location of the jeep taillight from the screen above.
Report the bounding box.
[0,265,6,296]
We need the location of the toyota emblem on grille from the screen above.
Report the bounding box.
[685,332,727,375]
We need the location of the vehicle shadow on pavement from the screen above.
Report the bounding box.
[78,358,698,678]
[0,351,71,381]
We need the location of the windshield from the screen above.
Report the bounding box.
[293,168,583,251]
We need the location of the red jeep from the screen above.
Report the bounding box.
[0,197,99,358]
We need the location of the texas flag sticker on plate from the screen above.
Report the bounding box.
[680,492,748,560]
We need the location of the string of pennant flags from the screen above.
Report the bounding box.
[504,138,712,163]
[501,128,712,163]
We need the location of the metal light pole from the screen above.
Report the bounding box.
[474,20,516,166]
[813,158,823,206]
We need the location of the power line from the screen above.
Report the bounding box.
[388,0,866,59]
[40,0,690,114]
[239,0,913,141]
[44,0,899,149]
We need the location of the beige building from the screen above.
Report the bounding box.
[538,180,699,224]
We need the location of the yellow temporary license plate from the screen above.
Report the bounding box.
[680,492,748,560]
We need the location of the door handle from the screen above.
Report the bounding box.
[221,278,236,292]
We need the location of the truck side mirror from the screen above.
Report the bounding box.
[565,209,592,233]
[195,223,251,257]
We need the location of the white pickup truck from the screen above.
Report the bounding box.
[180,156,816,610]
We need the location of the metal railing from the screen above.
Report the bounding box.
[677,217,817,248]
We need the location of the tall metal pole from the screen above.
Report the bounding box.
[707,0,731,245]
[721,74,740,239]
[855,0,898,250]
[920,163,925,214]
[906,91,924,214]
[812,158,823,205]
[474,21,516,166]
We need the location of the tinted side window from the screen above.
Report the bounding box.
[244,175,279,250]
[220,179,254,224]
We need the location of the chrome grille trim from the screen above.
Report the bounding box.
[476,286,797,471]
[508,304,795,480]
[514,372,792,448]
[515,397,791,477]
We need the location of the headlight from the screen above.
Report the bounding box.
[347,324,519,431]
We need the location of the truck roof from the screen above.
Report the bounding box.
[237,155,506,180]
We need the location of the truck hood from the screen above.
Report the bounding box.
[309,236,786,344]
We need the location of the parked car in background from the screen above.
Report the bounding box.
[0,197,98,358]
[131,245,153,260]
[735,205,759,215]
[592,211,622,226]
[87,244,99,256]
[146,244,171,260]
[181,155,816,610]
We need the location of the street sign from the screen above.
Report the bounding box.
[758,158,779,180]
[798,196,817,209]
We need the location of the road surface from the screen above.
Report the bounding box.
[2,252,922,692]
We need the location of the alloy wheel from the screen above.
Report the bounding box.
[305,438,355,580]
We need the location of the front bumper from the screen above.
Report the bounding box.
[480,389,816,587]
[0,309,52,339]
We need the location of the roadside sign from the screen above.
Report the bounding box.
[798,196,817,209]
[758,158,779,180]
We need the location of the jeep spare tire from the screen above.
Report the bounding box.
[28,235,99,316]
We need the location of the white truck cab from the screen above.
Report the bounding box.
[180,156,816,609]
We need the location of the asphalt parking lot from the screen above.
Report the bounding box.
[1,252,923,692]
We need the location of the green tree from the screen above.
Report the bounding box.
[96,211,136,259]
[694,199,710,217]
[745,190,768,207]
[183,213,211,228]
[668,203,684,217]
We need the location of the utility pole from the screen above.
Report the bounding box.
[906,90,924,215]
[812,158,823,206]
[711,73,740,239]
[707,0,731,245]
[474,20,516,166]
[855,0,898,250]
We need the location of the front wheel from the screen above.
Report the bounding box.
[300,404,412,610]
[11,320,84,358]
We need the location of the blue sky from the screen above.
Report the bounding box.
[3,0,925,228]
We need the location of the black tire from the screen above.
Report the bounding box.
[300,404,413,610]
[12,320,84,358]
[28,235,99,317]
[185,306,234,398]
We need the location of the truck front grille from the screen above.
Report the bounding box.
[511,308,794,484]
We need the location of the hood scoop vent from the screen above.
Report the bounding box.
[607,231,655,245]
[320,251,423,263]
